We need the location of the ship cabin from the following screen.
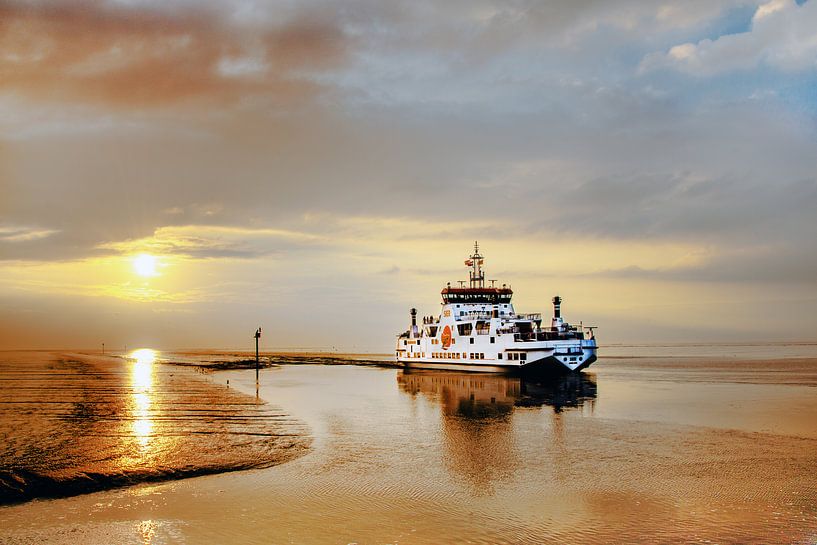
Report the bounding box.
[441,286,513,305]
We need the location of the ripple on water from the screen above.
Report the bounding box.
[0,351,310,504]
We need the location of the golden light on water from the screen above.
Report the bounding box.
[131,348,157,368]
[133,254,159,277]
[129,349,157,449]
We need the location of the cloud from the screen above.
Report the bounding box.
[0,225,59,242]
[591,242,817,285]
[2,0,817,348]
[640,0,817,75]
[0,0,348,106]
[96,224,324,259]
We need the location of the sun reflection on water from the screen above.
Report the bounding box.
[129,349,157,450]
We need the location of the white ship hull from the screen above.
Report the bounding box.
[398,343,597,374]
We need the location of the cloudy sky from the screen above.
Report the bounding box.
[1,0,816,351]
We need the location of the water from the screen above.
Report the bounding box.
[1,350,817,544]
[0,351,308,504]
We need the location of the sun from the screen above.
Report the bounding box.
[132,254,158,277]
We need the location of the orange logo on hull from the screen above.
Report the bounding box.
[441,325,452,350]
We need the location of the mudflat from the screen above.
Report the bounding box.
[1,349,816,544]
[0,351,309,504]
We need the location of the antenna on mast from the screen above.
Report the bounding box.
[468,241,485,288]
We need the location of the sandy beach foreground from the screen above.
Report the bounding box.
[1,349,816,544]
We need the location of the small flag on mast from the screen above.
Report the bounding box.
[464,259,474,266]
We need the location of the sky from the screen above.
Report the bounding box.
[1,0,816,351]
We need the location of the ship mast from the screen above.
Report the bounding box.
[466,241,485,289]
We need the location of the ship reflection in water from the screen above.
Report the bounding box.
[397,370,597,493]
[397,370,597,418]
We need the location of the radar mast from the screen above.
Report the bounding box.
[466,241,485,289]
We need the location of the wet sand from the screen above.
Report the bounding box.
[1,351,816,544]
[153,349,396,370]
[0,351,309,504]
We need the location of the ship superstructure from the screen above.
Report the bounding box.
[395,243,598,373]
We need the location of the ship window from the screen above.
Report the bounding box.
[498,353,502,359]
[469,338,474,344]
[480,353,485,359]
[521,353,526,360]
[490,337,495,343]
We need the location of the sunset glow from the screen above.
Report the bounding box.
[0,0,814,351]
[132,254,158,277]
[129,349,156,450]
[2,2,817,541]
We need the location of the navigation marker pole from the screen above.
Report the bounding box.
[254,327,262,397]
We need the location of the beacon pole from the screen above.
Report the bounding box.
[254,327,262,397]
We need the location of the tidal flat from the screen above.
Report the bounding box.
[1,347,816,544]
[0,351,309,504]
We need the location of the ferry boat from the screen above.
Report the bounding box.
[395,243,598,373]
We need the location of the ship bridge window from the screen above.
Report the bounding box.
[457,323,472,336]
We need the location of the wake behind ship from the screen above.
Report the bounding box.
[395,243,598,373]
